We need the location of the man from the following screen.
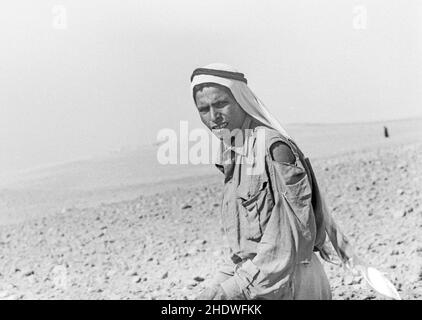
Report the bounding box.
[190,63,357,300]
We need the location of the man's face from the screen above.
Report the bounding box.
[195,86,247,137]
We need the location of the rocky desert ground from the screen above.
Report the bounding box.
[0,139,421,300]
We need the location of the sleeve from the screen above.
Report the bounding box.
[219,154,306,300]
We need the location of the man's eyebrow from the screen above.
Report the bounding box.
[196,95,229,109]
[212,96,229,104]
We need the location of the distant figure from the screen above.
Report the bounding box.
[384,126,389,138]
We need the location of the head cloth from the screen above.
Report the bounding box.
[191,63,292,164]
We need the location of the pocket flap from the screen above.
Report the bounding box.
[237,173,268,203]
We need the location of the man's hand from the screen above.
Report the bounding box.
[196,285,227,300]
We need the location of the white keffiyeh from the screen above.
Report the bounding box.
[191,63,292,165]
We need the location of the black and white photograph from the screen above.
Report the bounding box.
[0,0,421,301]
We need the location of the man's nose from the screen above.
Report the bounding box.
[210,107,221,122]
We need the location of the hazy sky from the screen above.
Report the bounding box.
[1,0,421,174]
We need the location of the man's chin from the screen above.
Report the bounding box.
[211,128,231,139]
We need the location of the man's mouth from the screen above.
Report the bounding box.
[212,122,228,130]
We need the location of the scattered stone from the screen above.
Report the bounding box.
[131,276,142,284]
[24,270,35,277]
[186,280,198,288]
[193,276,205,282]
[343,275,356,285]
[161,272,169,279]
[393,209,406,218]
[181,204,192,210]
[126,269,138,277]
[194,239,207,246]
[396,162,407,170]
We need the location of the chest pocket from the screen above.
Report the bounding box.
[236,172,273,241]
[278,162,311,200]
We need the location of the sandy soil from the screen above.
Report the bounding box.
[0,141,421,300]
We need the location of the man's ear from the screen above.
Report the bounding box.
[269,141,296,164]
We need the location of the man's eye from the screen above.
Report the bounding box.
[199,107,209,113]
